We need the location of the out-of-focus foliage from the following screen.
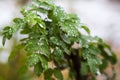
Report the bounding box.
[1,0,117,80]
[0,42,33,80]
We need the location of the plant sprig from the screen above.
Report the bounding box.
[1,0,117,80]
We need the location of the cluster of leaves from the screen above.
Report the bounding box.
[1,0,117,80]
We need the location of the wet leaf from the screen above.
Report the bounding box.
[27,53,40,67]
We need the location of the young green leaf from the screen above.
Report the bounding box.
[81,25,90,34]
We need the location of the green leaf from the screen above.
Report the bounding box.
[2,26,13,39]
[37,8,48,14]
[54,47,63,57]
[53,69,63,80]
[60,34,71,44]
[3,26,12,33]
[39,55,48,70]
[20,22,32,34]
[41,0,53,4]
[81,25,90,34]
[27,53,40,67]
[82,48,90,59]
[99,59,108,71]
[44,69,53,80]
[35,18,46,29]
[25,36,50,58]
[49,6,66,22]
[34,0,53,10]
[87,58,97,73]
[79,35,89,48]
[60,43,70,54]
[34,62,43,76]
[39,46,51,58]
[2,36,6,46]
[87,57,101,73]
[60,22,79,37]
[25,39,40,52]
[39,37,51,58]
[88,44,101,55]
[98,44,117,64]
[20,7,27,16]
[50,37,61,46]
[13,18,23,24]
[101,49,117,65]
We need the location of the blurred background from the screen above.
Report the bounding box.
[0,0,120,80]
